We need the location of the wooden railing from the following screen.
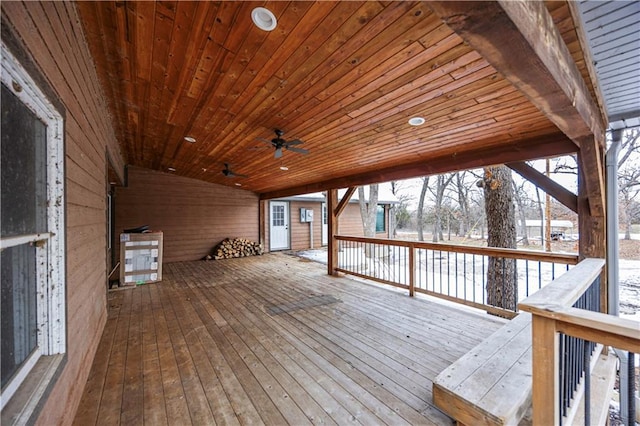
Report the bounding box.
[335,235,578,317]
[519,258,640,425]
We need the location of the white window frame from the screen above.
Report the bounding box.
[1,43,66,408]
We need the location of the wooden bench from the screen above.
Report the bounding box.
[433,312,532,426]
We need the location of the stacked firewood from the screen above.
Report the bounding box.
[205,238,263,260]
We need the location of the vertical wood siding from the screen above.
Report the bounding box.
[115,167,259,263]
[1,2,125,425]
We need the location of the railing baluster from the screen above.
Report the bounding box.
[584,340,591,426]
[333,236,577,316]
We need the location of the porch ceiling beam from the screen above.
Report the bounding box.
[334,187,357,217]
[426,0,606,216]
[507,162,578,213]
[260,134,576,200]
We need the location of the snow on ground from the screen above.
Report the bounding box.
[295,247,640,322]
[619,259,640,322]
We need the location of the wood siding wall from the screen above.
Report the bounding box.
[115,167,259,263]
[265,201,390,252]
[1,2,125,425]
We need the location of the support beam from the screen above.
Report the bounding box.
[507,162,578,213]
[260,134,576,200]
[259,199,266,248]
[578,151,607,311]
[334,187,357,217]
[426,1,606,216]
[327,189,339,276]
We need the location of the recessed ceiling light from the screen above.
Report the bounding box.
[280,166,289,171]
[184,136,196,143]
[408,117,425,126]
[168,167,176,172]
[251,7,277,31]
[235,183,242,187]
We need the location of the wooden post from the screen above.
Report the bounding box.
[545,159,551,252]
[408,244,415,297]
[577,149,607,312]
[259,199,266,249]
[327,189,338,276]
[531,315,559,425]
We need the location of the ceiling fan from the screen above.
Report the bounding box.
[258,129,309,159]
[222,163,248,178]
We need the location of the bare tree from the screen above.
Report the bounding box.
[455,172,472,238]
[416,177,429,241]
[481,166,517,311]
[430,173,455,242]
[358,184,379,237]
[617,129,640,239]
[390,180,412,234]
[512,179,530,245]
[619,168,640,240]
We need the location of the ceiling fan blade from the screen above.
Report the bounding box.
[274,147,283,159]
[285,139,303,146]
[285,146,309,155]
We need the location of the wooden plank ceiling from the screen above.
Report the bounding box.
[77,1,596,196]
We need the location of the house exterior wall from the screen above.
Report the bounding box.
[1,2,125,424]
[115,167,259,263]
[264,200,390,252]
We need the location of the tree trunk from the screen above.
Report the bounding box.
[358,185,379,238]
[512,181,530,245]
[417,177,429,241]
[535,187,544,245]
[483,166,517,311]
[456,172,470,238]
[623,194,632,240]
[432,174,454,242]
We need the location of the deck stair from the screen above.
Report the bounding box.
[433,312,533,426]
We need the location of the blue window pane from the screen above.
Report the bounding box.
[376,205,385,233]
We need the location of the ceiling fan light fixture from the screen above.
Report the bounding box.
[252,7,277,31]
[184,136,196,143]
[408,117,425,126]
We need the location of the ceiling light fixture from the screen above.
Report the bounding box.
[251,7,277,31]
[235,183,242,187]
[184,136,196,143]
[408,117,425,126]
[279,166,289,171]
[168,167,176,172]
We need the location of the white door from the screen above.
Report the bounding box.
[270,201,290,250]
[321,202,328,245]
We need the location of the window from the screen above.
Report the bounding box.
[1,43,65,410]
[375,205,385,233]
[272,204,285,226]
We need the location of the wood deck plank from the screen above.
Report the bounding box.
[75,253,502,425]
[140,285,169,426]
[178,268,336,426]
[159,283,216,424]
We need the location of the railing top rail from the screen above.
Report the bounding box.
[527,305,639,352]
[335,235,579,264]
[519,258,605,310]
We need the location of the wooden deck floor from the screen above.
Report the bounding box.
[74,253,505,425]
